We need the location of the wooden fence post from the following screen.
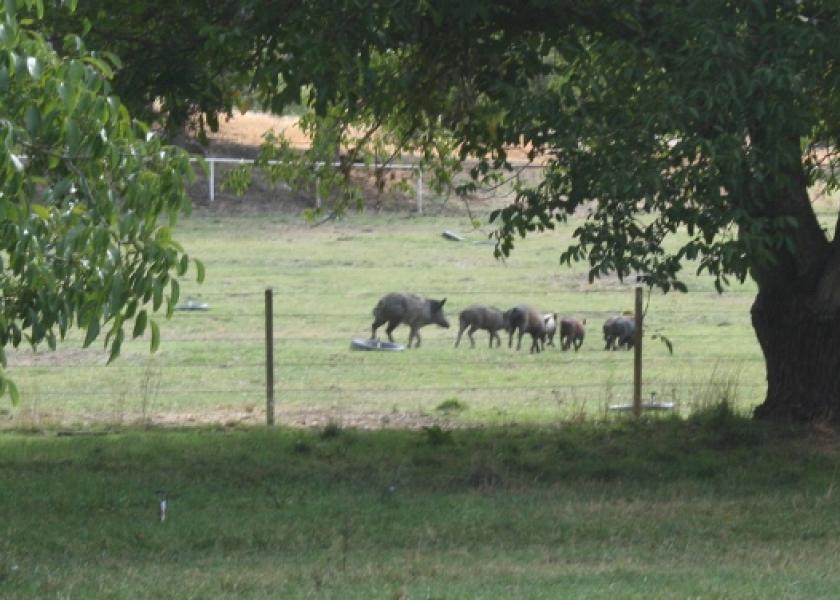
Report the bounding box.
[209,159,215,203]
[417,166,424,214]
[633,286,643,418]
[265,288,275,426]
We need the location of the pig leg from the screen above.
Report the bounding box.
[371,317,387,340]
[385,320,400,343]
[411,327,422,348]
[454,324,467,347]
[516,330,525,351]
[468,325,478,348]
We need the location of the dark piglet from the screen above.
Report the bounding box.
[560,317,587,351]
[507,305,546,353]
[371,293,450,348]
[603,315,635,350]
[455,305,511,348]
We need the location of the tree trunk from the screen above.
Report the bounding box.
[752,288,840,422]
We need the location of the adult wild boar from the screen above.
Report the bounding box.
[603,315,635,350]
[455,305,512,348]
[560,317,587,351]
[507,304,546,353]
[371,293,449,348]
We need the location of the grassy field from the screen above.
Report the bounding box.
[3,413,840,598]
[0,200,769,430]
[4,183,840,598]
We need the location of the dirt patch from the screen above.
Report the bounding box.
[206,111,541,163]
[67,407,453,431]
[209,113,308,150]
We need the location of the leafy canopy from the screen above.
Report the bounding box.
[42,0,256,137]
[245,1,840,293]
[0,0,202,401]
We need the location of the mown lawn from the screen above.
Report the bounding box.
[2,208,767,429]
[2,410,840,598]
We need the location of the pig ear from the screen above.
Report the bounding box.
[439,298,447,307]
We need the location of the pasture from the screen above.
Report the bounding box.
[1,198,768,430]
[4,179,840,598]
[3,416,840,598]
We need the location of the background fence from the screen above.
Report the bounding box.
[194,157,548,215]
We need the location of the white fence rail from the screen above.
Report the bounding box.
[196,157,545,214]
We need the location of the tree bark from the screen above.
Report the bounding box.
[742,129,840,423]
[752,286,840,423]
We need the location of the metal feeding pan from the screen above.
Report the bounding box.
[350,338,406,351]
[174,298,210,311]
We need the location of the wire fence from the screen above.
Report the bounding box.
[190,156,550,216]
[2,286,766,430]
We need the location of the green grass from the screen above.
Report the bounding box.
[2,413,840,598]
[2,206,768,429]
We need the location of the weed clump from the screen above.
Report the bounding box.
[320,421,342,439]
[689,400,763,448]
[435,398,467,413]
[422,425,453,446]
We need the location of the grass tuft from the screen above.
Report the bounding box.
[422,424,453,446]
[320,420,343,439]
[435,398,467,413]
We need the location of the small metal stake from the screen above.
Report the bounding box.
[156,489,169,522]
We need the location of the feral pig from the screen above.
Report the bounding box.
[507,305,546,353]
[542,313,559,347]
[455,305,511,348]
[603,316,635,350]
[371,293,450,348]
[560,317,587,351]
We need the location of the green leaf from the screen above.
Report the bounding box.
[7,379,19,406]
[10,153,24,172]
[178,253,189,276]
[132,309,147,338]
[652,334,674,355]
[24,105,40,135]
[194,258,206,283]
[64,119,81,155]
[109,273,125,314]
[107,327,124,365]
[169,278,180,308]
[152,279,164,311]
[149,319,160,353]
[26,56,41,79]
[83,316,100,348]
[31,203,49,220]
[82,54,113,79]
